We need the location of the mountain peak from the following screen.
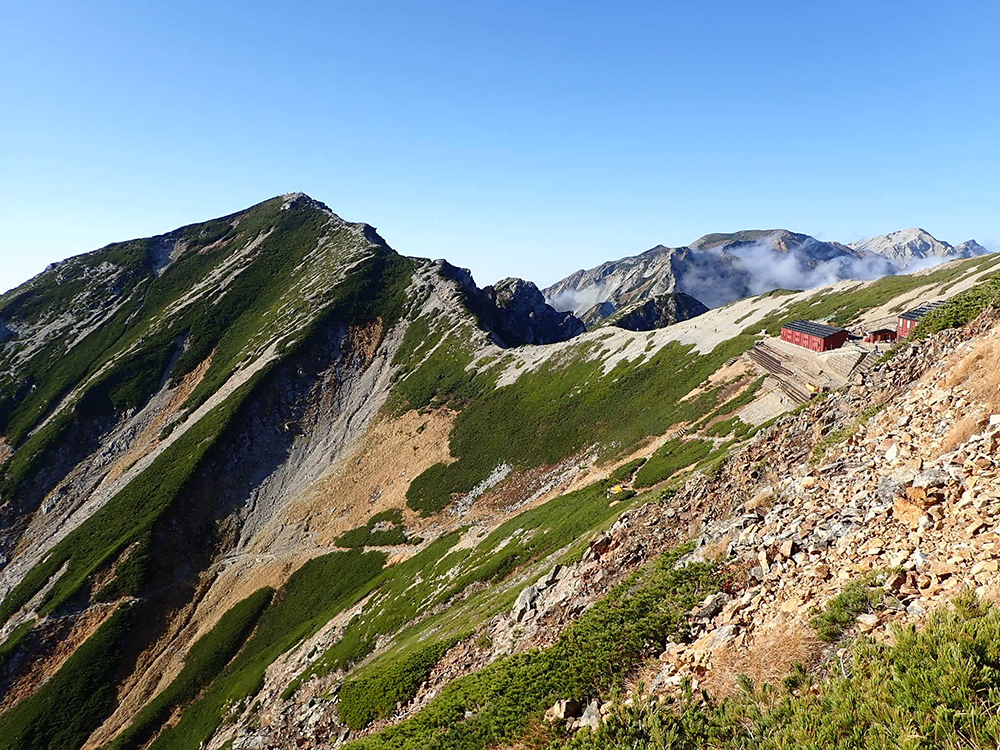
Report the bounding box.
[848,227,985,268]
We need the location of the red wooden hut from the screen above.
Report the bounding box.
[780,320,849,352]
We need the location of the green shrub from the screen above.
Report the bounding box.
[346,545,717,750]
[147,550,386,750]
[810,576,883,643]
[337,526,409,547]
[338,635,464,730]
[336,509,413,548]
[607,458,646,484]
[705,416,752,439]
[562,592,1000,750]
[913,272,1000,339]
[94,534,152,602]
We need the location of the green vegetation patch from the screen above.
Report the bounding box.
[291,478,638,697]
[94,534,152,602]
[810,575,884,643]
[0,604,137,750]
[107,588,273,750]
[338,634,465,730]
[147,550,386,750]
[403,334,756,514]
[913,272,1000,339]
[705,416,752,439]
[0,372,262,627]
[633,438,714,488]
[346,545,717,750]
[607,457,646,485]
[336,509,416,548]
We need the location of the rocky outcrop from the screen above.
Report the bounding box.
[481,277,585,345]
[435,263,584,346]
[606,292,709,331]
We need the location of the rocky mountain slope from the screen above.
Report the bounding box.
[850,227,987,269]
[545,227,986,327]
[602,292,709,332]
[0,195,999,750]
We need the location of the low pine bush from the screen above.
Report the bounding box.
[564,592,1000,750]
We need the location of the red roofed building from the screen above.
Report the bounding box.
[897,301,947,339]
[780,320,849,352]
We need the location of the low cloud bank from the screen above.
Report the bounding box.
[545,280,607,316]
[543,237,986,317]
[679,239,900,308]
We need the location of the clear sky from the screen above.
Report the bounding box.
[2,0,999,294]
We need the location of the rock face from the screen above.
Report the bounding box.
[482,277,586,345]
[606,292,709,332]
[544,229,898,321]
[849,228,987,269]
[437,263,585,345]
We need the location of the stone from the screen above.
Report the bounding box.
[966,520,986,537]
[546,699,583,722]
[694,592,730,620]
[690,625,736,659]
[931,559,959,577]
[758,548,771,574]
[578,700,601,731]
[778,539,797,559]
[884,440,900,462]
[893,495,928,528]
[912,469,950,489]
[779,597,803,614]
[857,613,878,632]
[971,559,999,575]
[512,585,539,622]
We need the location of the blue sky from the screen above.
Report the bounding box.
[2,1,999,294]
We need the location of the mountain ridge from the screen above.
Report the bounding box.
[1,195,999,750]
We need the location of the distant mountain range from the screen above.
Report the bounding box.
[848,228,986,269]
[543,227,987,327]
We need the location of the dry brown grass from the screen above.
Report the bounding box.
[703,617,822,699]
[935,415,984,458]
[745,486,777,512]
[945,338,1000,411]
[700,532,735,562]
[930,336,1000,458]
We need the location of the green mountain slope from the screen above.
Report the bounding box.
[1,195,998,750]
